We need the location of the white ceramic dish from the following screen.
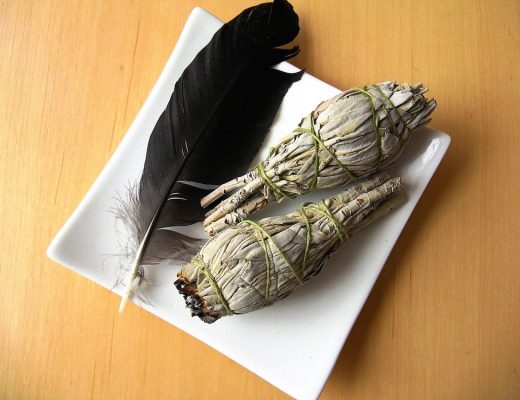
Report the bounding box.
[47,7,450,400]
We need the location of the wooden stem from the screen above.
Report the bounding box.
[200,173,250,208]
[203,177,264,226]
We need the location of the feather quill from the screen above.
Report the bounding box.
[117,0,303,311]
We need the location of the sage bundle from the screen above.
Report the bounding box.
[176,173,404,323]
[202,82,435,235]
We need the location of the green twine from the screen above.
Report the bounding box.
[241,220,304,285]
[298,200,348,275]
[352,86,383,168]
[371,85,411,150]
[298,207,312,277]
[305,201,347,242]
[372,84,410,131]
[294,112,356,183]
[255,162,292,200]
[191,254,233,316]
[371,86,399,140]
[249,223,271,304]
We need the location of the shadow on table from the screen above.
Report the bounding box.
[321,126,471,394]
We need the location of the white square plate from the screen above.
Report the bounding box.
[47,7,450,400]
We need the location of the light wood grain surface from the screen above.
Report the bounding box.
[1,1,519,399]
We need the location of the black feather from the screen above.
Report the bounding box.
[156,62,303,229]
[117,0,302,308]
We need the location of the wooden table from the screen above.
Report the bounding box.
[1,1,519,398]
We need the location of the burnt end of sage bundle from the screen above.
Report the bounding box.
[202,82,435,235]
[176,173,405,323]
